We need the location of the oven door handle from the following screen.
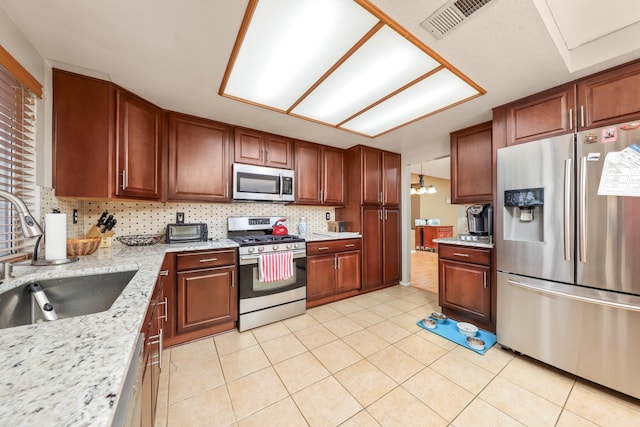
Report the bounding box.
[240,253,305,263]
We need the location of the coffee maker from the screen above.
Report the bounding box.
[467,204,493,236]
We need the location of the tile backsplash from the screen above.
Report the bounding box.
[40,188,335,242]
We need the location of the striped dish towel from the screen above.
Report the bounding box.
[259,252,294,282]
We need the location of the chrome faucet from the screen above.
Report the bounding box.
[0,190,44,279]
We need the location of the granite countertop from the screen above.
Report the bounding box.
[304,232,362,242]
[0,239,238,427]
[433,236,494,249]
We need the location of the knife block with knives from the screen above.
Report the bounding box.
[86,211,117,247]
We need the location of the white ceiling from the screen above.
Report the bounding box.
[1,0,639,167]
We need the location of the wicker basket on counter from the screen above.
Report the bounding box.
[66,237,101,256]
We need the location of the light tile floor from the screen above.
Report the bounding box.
[154,286,640,426]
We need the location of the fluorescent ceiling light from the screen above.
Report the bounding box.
[221,0,485,138]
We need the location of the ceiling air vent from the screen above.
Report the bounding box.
[421,0,493,39]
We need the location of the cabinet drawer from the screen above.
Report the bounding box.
[438,244,490,265]
[176,249,237,271]
[307,238,361,255]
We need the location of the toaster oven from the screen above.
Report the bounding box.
[165,223,208,243]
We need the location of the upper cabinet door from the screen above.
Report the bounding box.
[505,85,576,146]
[322,146,344,206]
[382,152,400,206]
[361,146,382,205]
[294,140,322,204]
[115,90,162,200]
[234,128,293,169]
[577,60,640,130]
[264,135,293,169]
[450,121,493,203]
[167,113,232,202]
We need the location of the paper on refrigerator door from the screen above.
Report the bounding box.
[597,149,640,196]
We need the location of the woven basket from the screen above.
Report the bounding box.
[66,237,101,256]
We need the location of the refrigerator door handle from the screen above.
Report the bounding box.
[564,159,572,261]
[506,279,640,313]
[578,156,588,262]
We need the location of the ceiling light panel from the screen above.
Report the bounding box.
[340,69,479,136]
[291,25,440,125]
[223,0,378,111]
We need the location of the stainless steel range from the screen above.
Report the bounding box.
[228,216,306,332]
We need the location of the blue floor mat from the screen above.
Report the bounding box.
[417,317,497,355]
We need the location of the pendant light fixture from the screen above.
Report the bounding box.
[411,163,437,195]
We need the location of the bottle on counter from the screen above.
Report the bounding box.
[298,217,307,236]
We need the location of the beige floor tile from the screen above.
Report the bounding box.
[564,380,640,426]
[339,410,380,426]
[403,292,438,307]
[394,334,448,365]
[366,346,424,383]
[168,357,225,404]
[367,303,403,319]
[169,337,217,369]
[480,377,562,427]
[367,387,447,426]
[251,321,291,343]
[311,339,363,373]
[274,351,330,394]
[294,324,338,350]
[227,367,289,420]
[260,333,307,364]
[350,294,382,309]
[450,344,515,375]
[403,367,474,422]
[346,309,385,328]
[341,329,389,357]
[366,320,411,344]
[407,304,441,320]
[555,409,598,427]
[322,316,364,338]
[385,297,422,312]
[168,384,235,427]
[430,352,495,394]
[307,304,342,323]
[238,397,308,427]
[220,344,270,382]
[282,313,319,332]
[368,291,396,303]
[330,299,364,316]
[161,348,173,373]
[451,398,524,427]
[293,376,362,427]
[499,355,575,405]
[334,360,397,406]
[387,312,424,333]
[214,329,258,356]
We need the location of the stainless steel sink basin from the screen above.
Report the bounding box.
[0,270,137,329]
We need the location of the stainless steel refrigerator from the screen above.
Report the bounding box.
[496,123,640,399]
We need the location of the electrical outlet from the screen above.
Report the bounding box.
[176,212,185,224]
[72,209,78,224]
[325,212,330,220]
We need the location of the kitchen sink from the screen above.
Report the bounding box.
[0,270,137,329]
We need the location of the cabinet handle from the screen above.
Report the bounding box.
[199,257,218,263]
[378,209,382,220]
[453,252,470,257]
[318,246,329,251]
[265,149,269,162]
[158,297,168,321]
[569,108,573,130]
[344,244,355,248]
[121,170,128,190]
[333,257,337,269]
[580,105,585,128]
[148,328,163,369]
[320,190,324,202]
[225,182,229,198]
[379,191,383,203]
[384,209,388,220]
[159,270,169,276]
[231,270,235,288]
[483,272,487,289]
[336,256,340,269]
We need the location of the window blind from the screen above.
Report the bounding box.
[0,64,38,261]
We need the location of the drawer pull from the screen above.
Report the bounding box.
[344,244,355,248]
[318,247,329,251]
[159,270,169,276]
[453,252,470,257]
[199,258,218,263]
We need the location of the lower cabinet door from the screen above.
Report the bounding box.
[307,254,336,300]
[336,251,361,293]
[176,266,236,333]
[439,259,491,321]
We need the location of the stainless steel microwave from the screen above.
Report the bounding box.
[165,223,208,243]
[232,163,295,202]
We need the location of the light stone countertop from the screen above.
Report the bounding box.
[304,232,362,242]
[0,239,238,427]
[433,236,494,249]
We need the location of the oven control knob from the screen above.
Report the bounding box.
[258,246,265,252]
[293,243,299,249]
[272,245,279,251]
[248,247,255,253]
[286,244,292,249]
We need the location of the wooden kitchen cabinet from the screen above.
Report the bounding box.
[167,112,232,202]
[359,207,400,291]
[307,238,361,307]
[438,243,494,332]
[172,249,237,343]
[294,140,344,205]
[382,208,401,285]
[416,225,453,251]
[450,121,494,203]
[234,127,293,169]
[53,68,162,201]
[382,151,401,206]
[115,89,162,200]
